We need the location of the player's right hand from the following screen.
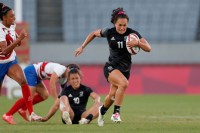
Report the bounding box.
[40,116,48,122]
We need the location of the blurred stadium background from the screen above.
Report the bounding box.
[1,0,200,98]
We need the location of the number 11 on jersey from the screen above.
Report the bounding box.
[117,41,123,48]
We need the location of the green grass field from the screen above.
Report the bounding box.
[1,95,200,133]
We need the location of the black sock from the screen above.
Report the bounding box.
[86,114,93,121]
[100,105,108,115]
[113,105,120,114]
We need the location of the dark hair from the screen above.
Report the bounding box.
[0,3,11,20]
[111,7,129,24]
[68,67,82,78]
[66,64,82,78]
[66,64,80,70]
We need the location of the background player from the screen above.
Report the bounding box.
[75,7,151,126]
[3,61,69,124]
[40,65,101,124]
[0,3,41,124]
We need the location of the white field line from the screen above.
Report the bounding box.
[138,115,200,119]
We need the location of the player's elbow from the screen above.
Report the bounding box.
[92,29,101,37]
[146,48,151,52]
[1,49,9,55]
[143,45,151,52]
[91,31,97,38]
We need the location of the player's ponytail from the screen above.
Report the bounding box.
[0,3,11,20]
[110,7,129,24]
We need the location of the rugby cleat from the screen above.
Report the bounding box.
[79,118,90,125]
[2,114,16,125]
[62,111,72,125]
[111,112,121,123]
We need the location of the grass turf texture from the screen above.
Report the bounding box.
[0,95,200,133]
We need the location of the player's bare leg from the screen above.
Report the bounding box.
[60,96,73,125]
[80,100,101,124]
[108,70,128,123]
[4,64,41,123]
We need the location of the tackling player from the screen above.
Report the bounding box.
[3,62,69,124]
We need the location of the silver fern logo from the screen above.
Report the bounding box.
[108,66,113,71]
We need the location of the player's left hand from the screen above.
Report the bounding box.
[18,30,27,41]
[74,46,84,57]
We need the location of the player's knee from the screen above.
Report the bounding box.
[19,79,28,86]
[119,79,129,90]
[42,93,49,100]
[60,95,68,101]
[14,75,27,86]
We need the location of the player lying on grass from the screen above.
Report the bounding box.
[40,65,102,124]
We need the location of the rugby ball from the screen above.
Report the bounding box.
[126,33,140,55]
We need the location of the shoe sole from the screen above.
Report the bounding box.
[97,106,104,126]
[2,115,16,125]
[2,119,16,125]
[63,112,72,125]
[111,117,122,123]
[111,119,121,123]
[79,118,89,124]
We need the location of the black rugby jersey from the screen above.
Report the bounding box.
[101,27,142,72]
[59,84,93,110]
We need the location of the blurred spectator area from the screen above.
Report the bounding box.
[1,0,200,64]
[2,0,200,43]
